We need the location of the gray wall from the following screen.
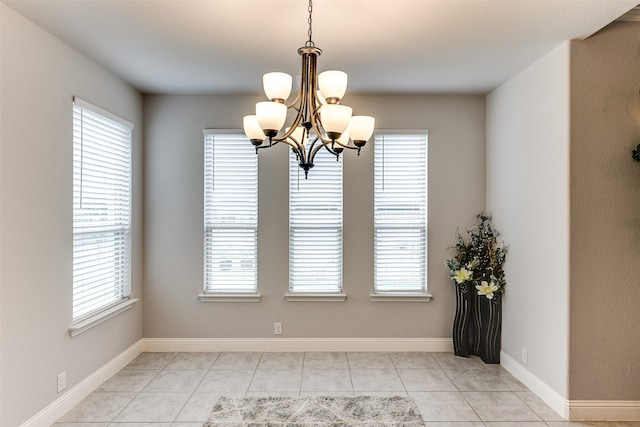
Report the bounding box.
[569,21,640,401]
[486,43,571,398]
[0,5,144,425]
[143,94,486,338]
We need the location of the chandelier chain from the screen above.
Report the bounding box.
[306,0,315,47]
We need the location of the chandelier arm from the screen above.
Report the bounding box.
[305,51,335,145]
[287,94,302,111]
[271,113,305,153]
[255,138,283,151]
[271,47,318,156]
[306,135,320,154]
[309,107,333,145]
[308,138,339,164]
[286,47,306,110]
[333,140,359,151]
[283,136,305,160]
[303,50,317,131]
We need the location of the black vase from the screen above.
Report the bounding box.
[469,286,482,355]
[475,293,502,364]
[452,282,472,357]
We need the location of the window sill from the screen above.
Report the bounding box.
[285,293,347,302]
[69,298,138,338]
[370,293,432,302]
[198,293,261,303]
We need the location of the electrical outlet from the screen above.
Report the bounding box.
[274,322,283,335]
[57,372,66,393]
[521,348,528,365]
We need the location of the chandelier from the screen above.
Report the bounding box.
[242,0,375,178]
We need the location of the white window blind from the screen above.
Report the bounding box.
[204,132,258,293]
[73,97,133,321]
[289,148,343,293]
[374,133,428,293]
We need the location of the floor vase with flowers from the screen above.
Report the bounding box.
[447,213,507,365]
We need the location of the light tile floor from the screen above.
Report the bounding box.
[53,352,640,427]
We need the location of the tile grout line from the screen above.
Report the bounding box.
[388,352,409,396]
[245,352,264,397]
[116,352,176,424]
[440,355,487,424]
[298,352,305,397]
[171,351,222,423]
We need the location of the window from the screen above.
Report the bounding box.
[203,131,258,298]
[72,97,133,323]
[288,148,343,296]
[374,132,428,294]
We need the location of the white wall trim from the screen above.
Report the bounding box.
[141,337,453,353]
[568,400,640,421]
[501,350,569,418]
[198,293,261,303]
[68,298,139,337]
[284,293,347,302]
[501,351,640,421]
[19,340,143,427]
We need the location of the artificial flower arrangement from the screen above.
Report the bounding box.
[445,213,507,300]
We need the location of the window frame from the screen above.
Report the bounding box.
[199,130,260,302]
[371,130,431,302]
[286,145,346,301]
[70,96,137,337]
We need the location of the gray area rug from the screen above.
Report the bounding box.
[204,395,425,426]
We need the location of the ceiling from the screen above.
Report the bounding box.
[3,0,638,95]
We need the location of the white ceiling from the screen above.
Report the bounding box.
[3,0,638,95]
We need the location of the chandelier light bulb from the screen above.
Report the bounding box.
[243,115,265,141]
[347,116,376,143]
[318,70,348,103]
[263,72,292,102]
[256,101,288,137]
[321,104,352,140]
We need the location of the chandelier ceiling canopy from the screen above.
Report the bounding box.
[243,0,375,178]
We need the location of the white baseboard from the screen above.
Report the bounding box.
[501,351,640,421]
[19,340,144,427]
[141,337,454,353]
[500,350,568,418]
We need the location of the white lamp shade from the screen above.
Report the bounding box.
[263,72,292,101]
[347,116,375,141]
[286,127,306,146]
[256,101,287,132]
[320,104,352,134]
[243,115,265,140]
[316,90,327,105]
[336,131,350,146]
[318,70,348,101]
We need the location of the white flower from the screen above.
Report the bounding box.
[476,280,499,299]
[453,268,473,284]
